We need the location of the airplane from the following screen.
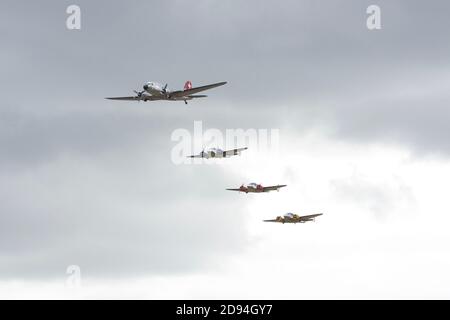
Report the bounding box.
[226,183,287,193]
[106,80,227,104]
[263,213,323,224]
[188,147,248,159]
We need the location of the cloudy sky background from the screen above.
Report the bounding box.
[1,0,450,298]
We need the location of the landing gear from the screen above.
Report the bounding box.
[184,100,188,105]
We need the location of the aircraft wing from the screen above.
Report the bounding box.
[263,219,280,223]
[170,82,227,98]
[187,95,208,99]
[263,184,287,192]
[299,213,323,220]
[226,188,242,192]
[105,95,162,101]
[224,147,248,157]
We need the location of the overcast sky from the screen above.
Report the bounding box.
[1,0,450,299]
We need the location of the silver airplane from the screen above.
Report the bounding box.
[226,183,287,193]
[264,213,323,224]
[106,80,227,104]
[188,147,248,159]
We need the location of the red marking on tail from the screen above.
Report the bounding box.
[184,81,192,91]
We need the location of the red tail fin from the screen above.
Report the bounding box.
[184,81,192,91]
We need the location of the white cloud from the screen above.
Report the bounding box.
[3,132,450,298]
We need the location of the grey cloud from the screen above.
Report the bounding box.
[0,0,449,279]
[0,141,250,278]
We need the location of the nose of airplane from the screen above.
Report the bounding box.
[143,84,149,90]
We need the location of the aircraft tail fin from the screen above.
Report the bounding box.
[184,80,193,91]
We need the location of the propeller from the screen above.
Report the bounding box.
[133,90,144,97]
[162,83,168,96]
[133,90,145,102]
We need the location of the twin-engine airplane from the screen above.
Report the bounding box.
[226,183,287,193]
[264,213,323,224]
[106,80,227,104]
[188,147,248,159]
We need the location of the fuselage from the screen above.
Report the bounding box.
[142,81,192,101]
[275,213,319,224]
[281,213,302,223]
[143,82,165,95]
[202,148,224,158]
[239,183,264,193]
